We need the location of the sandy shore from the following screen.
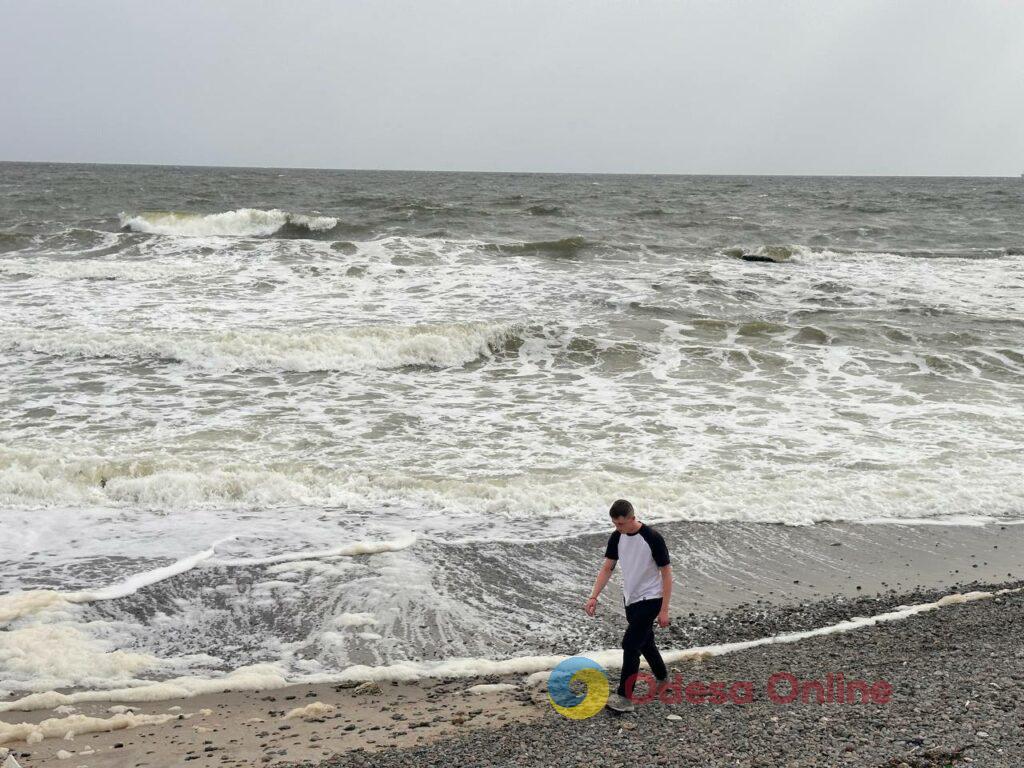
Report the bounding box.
[1,675,542,767]
[1,522,1022,767]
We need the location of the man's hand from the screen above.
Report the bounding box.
[657,608,670,628]
[584,597,598,616]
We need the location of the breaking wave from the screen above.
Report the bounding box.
[2,446,1022,525]
[3,322,525,372]
[119,209,339,238]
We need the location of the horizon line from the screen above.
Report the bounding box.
[0,158,1019,179]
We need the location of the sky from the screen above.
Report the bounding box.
[2,0,1022,175]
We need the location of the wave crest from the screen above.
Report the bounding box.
[119,209,339,238]
[4,322,525,372]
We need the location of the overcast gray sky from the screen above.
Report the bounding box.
[2,0,1022,175]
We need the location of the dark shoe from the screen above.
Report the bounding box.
[605,693,635,713]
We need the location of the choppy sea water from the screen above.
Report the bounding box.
[1,163,1022,696]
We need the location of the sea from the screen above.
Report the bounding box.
[1,163,1022,698]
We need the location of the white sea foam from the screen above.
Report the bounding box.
[332,613,380,628]
[0,540,228,625]
[211,536,416,566]
[0,664,289,712]
[1,442,1022,528]
[0,623,160,692]
[2,587,1014,712]
[84,538,232,601]
[466,683,518,694]
[2,322,523,372]
[284,701,336,720]
[0,711,180,747]
[119,209,338,237]
[0,258,202,282]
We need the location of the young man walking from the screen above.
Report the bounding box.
[583,499,672,712]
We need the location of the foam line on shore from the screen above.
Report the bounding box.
[82,537,234,601]
[0,665,289,713]
[1,586,1018,713]
[0,711,183,746]
[210,535,417,567]
[0,538,232,625]
[0,534,414,626]
[525,586,1024,685]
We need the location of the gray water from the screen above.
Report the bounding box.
[1,163,1022,693]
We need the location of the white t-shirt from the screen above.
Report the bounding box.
[604,522,671,606]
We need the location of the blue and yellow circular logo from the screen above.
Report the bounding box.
[547,656,609,719]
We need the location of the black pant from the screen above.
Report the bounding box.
[618,596,668,697]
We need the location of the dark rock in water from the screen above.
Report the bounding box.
[742,245,793,263]
[724,245,793,263]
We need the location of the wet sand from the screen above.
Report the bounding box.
[1,677,542,767]
[2,521,1022,767]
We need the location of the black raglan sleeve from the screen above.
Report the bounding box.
[604,531,620,560]
[643,527,671,567]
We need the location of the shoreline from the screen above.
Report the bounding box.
[2,578,1021,767]
[1,521,1022,766]
[302,582,1023,768]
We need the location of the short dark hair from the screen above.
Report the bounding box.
[609,499,634,519]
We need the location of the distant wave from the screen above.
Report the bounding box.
[482,236,588,257]
[525,204,562,216]
[3,322,525,372]
[119,209,339,238]
[823,201,896,214]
